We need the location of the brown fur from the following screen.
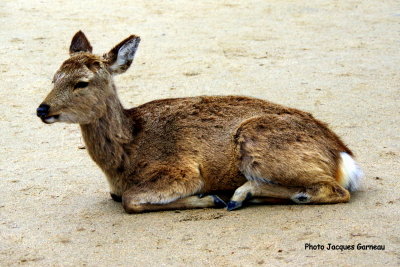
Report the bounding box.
[38,32,356,213]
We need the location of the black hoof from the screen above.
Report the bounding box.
[211,195,227,208]
[227,201,242,211]
[244,192,253,202]
[110,193,122,202]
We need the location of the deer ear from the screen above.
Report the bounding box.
[69,31,93,55]
[104,35,140,74]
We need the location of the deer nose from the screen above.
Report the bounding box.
[36,104,50,118]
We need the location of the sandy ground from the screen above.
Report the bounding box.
[1,0,399,266]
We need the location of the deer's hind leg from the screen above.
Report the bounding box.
[227,180,350,210]
[227,181,301,210]
[229,115,351,210]
[122,163,226,213]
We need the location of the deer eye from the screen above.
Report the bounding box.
[74,81,89,90]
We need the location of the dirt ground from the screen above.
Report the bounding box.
[1,0,399,266]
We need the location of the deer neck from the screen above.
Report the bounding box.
[80,93,131,171]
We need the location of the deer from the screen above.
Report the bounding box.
[36,31,363,213]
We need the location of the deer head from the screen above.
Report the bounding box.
[36,31,140,124]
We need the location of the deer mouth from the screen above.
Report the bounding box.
[41,115,60,124]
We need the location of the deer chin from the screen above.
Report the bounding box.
[57,113,90,124]
[41,115,60,124]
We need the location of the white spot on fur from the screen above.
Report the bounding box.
[339,152,363,192]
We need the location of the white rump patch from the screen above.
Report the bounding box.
[339,152,363,192]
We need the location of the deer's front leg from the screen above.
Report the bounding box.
[121,163,226,213]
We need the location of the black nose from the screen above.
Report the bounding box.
[36,104,50,118]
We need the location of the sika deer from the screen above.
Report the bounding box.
[36,31,363,213]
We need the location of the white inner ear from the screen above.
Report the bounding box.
[110,39,139,71]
